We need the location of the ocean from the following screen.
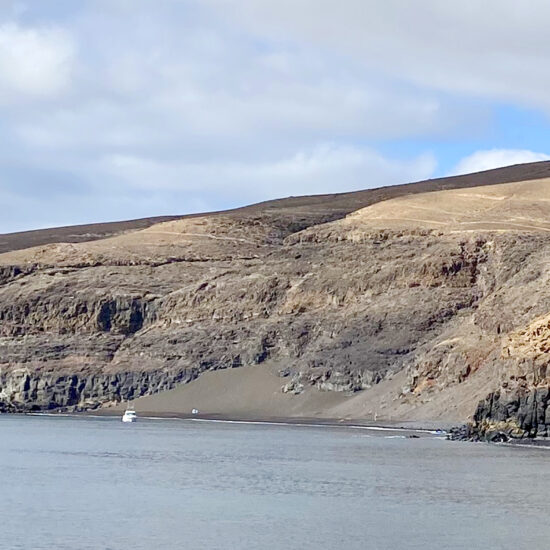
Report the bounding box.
[1,415,548,549]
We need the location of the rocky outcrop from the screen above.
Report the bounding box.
[471,388,550,439]
[0,366,196,412]
[0,227,492,412]
[453,311,550,439]
[0,211,498,412]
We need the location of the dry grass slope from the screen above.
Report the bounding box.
[3,159,550,254]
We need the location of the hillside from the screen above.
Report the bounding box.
[2,161,550,438]
[3,159,550,255]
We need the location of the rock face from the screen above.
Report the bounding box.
[472,388,550,439]
[2,161,550,426]
[0,366,193,412]
[466,312,550,439]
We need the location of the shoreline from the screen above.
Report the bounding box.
[14,411,550,446]
[22,409,449,435]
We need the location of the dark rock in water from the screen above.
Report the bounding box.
[448,424,510,443]
[447,424,476,441]
[486,431,509,443]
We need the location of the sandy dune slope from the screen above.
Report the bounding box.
[344,178,550,232]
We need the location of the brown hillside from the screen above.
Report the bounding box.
[1,161,550,440]
[2,160,550,255]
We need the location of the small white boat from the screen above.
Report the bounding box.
[191,408,199,415]
[122,403,137,423]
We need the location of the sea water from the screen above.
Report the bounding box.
[1,415,548,550]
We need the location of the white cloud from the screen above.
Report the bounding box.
[212,0,550,112]
[100,145,437,200]
[0,22,74,101]
[451,149,550,176]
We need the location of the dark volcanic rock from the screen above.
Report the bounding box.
[471,387,550,439]
[447,425,475,441]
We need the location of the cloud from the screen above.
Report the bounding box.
[100,145,437,198]
[451,149,550,176]
[0,22,74,101]
[212,0,550,112]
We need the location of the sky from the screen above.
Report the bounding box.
[1,0,550,233]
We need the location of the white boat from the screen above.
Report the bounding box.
[122,403,137,423]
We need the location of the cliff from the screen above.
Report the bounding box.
[2,161,550,438]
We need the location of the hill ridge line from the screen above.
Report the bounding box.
[2,159,550,255]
